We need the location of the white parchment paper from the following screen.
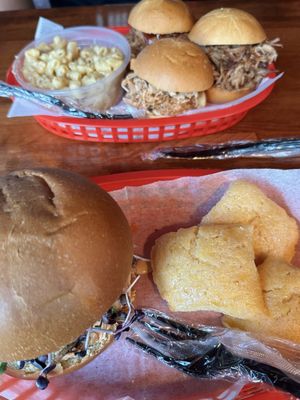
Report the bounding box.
[112,169,300,260]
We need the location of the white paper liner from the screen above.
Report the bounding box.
[34,17,64,40]
[7,18,283,119]
[184,73,283,115]
[111,168,300,259]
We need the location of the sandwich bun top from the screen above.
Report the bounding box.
[0,168,133,362]
[189,8,267,46]
[128,0,194,34]
[131,39,214,92]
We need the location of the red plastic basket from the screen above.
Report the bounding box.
[0,169,296,400]
[7,27,276,143]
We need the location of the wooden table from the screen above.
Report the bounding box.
[0,0,300,178]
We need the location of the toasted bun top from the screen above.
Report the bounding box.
[188,8,267,45]
[131,39,214,92]
[128,0,194,34]
[0,168,133,362]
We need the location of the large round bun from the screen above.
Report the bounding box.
[206,85,252,104]
[189,8,267,45]
[128,0,194,34]
[0,168,133,362]
[131,39,214,92]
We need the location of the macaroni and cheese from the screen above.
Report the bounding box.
[22,35,124,90]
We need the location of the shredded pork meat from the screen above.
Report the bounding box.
[122,72,205,116]
[127,29,147,57]
[127,28,188,57]
[204,39,281,91]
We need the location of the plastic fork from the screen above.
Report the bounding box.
[148,138,300,161]
[126,309,300,399]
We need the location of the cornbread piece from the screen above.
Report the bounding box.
[202,180,298,262]
[151,224,266,319]
[224,257,300,343]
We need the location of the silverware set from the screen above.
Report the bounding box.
[125,309,300,399]
[148,138,300,161]
[0,81,132,120]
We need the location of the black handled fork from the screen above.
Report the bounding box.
[126,309,300,398]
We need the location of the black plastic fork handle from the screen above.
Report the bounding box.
[154,138,300,160]
[200,345,300,397]
[126,338,233,378]
[193,345,300,397]
[127,338,300,398]
[243,359,300,398]
[126,337,198,375]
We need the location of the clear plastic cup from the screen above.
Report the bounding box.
[12,26,131,113]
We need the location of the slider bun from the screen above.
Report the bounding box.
[206,85,252,104]
[189,8,267,45]
[128,0,194,34]
[0,168,133,362]
[131,39,214,92]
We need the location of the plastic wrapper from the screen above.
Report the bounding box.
[126,308,300,398]
[7,18,283,119]
[145,138,300,161]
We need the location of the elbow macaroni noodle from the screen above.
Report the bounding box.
[22,35,125,90]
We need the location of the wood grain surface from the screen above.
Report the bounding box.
[0,1,299,177]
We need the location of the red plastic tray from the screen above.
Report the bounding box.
[6,26,276,143]
[0,169,296,400]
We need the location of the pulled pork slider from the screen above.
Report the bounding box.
[122,39,214,117]
[188,8,280,103]
[0,168,133,389]
[127,0,194,57]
